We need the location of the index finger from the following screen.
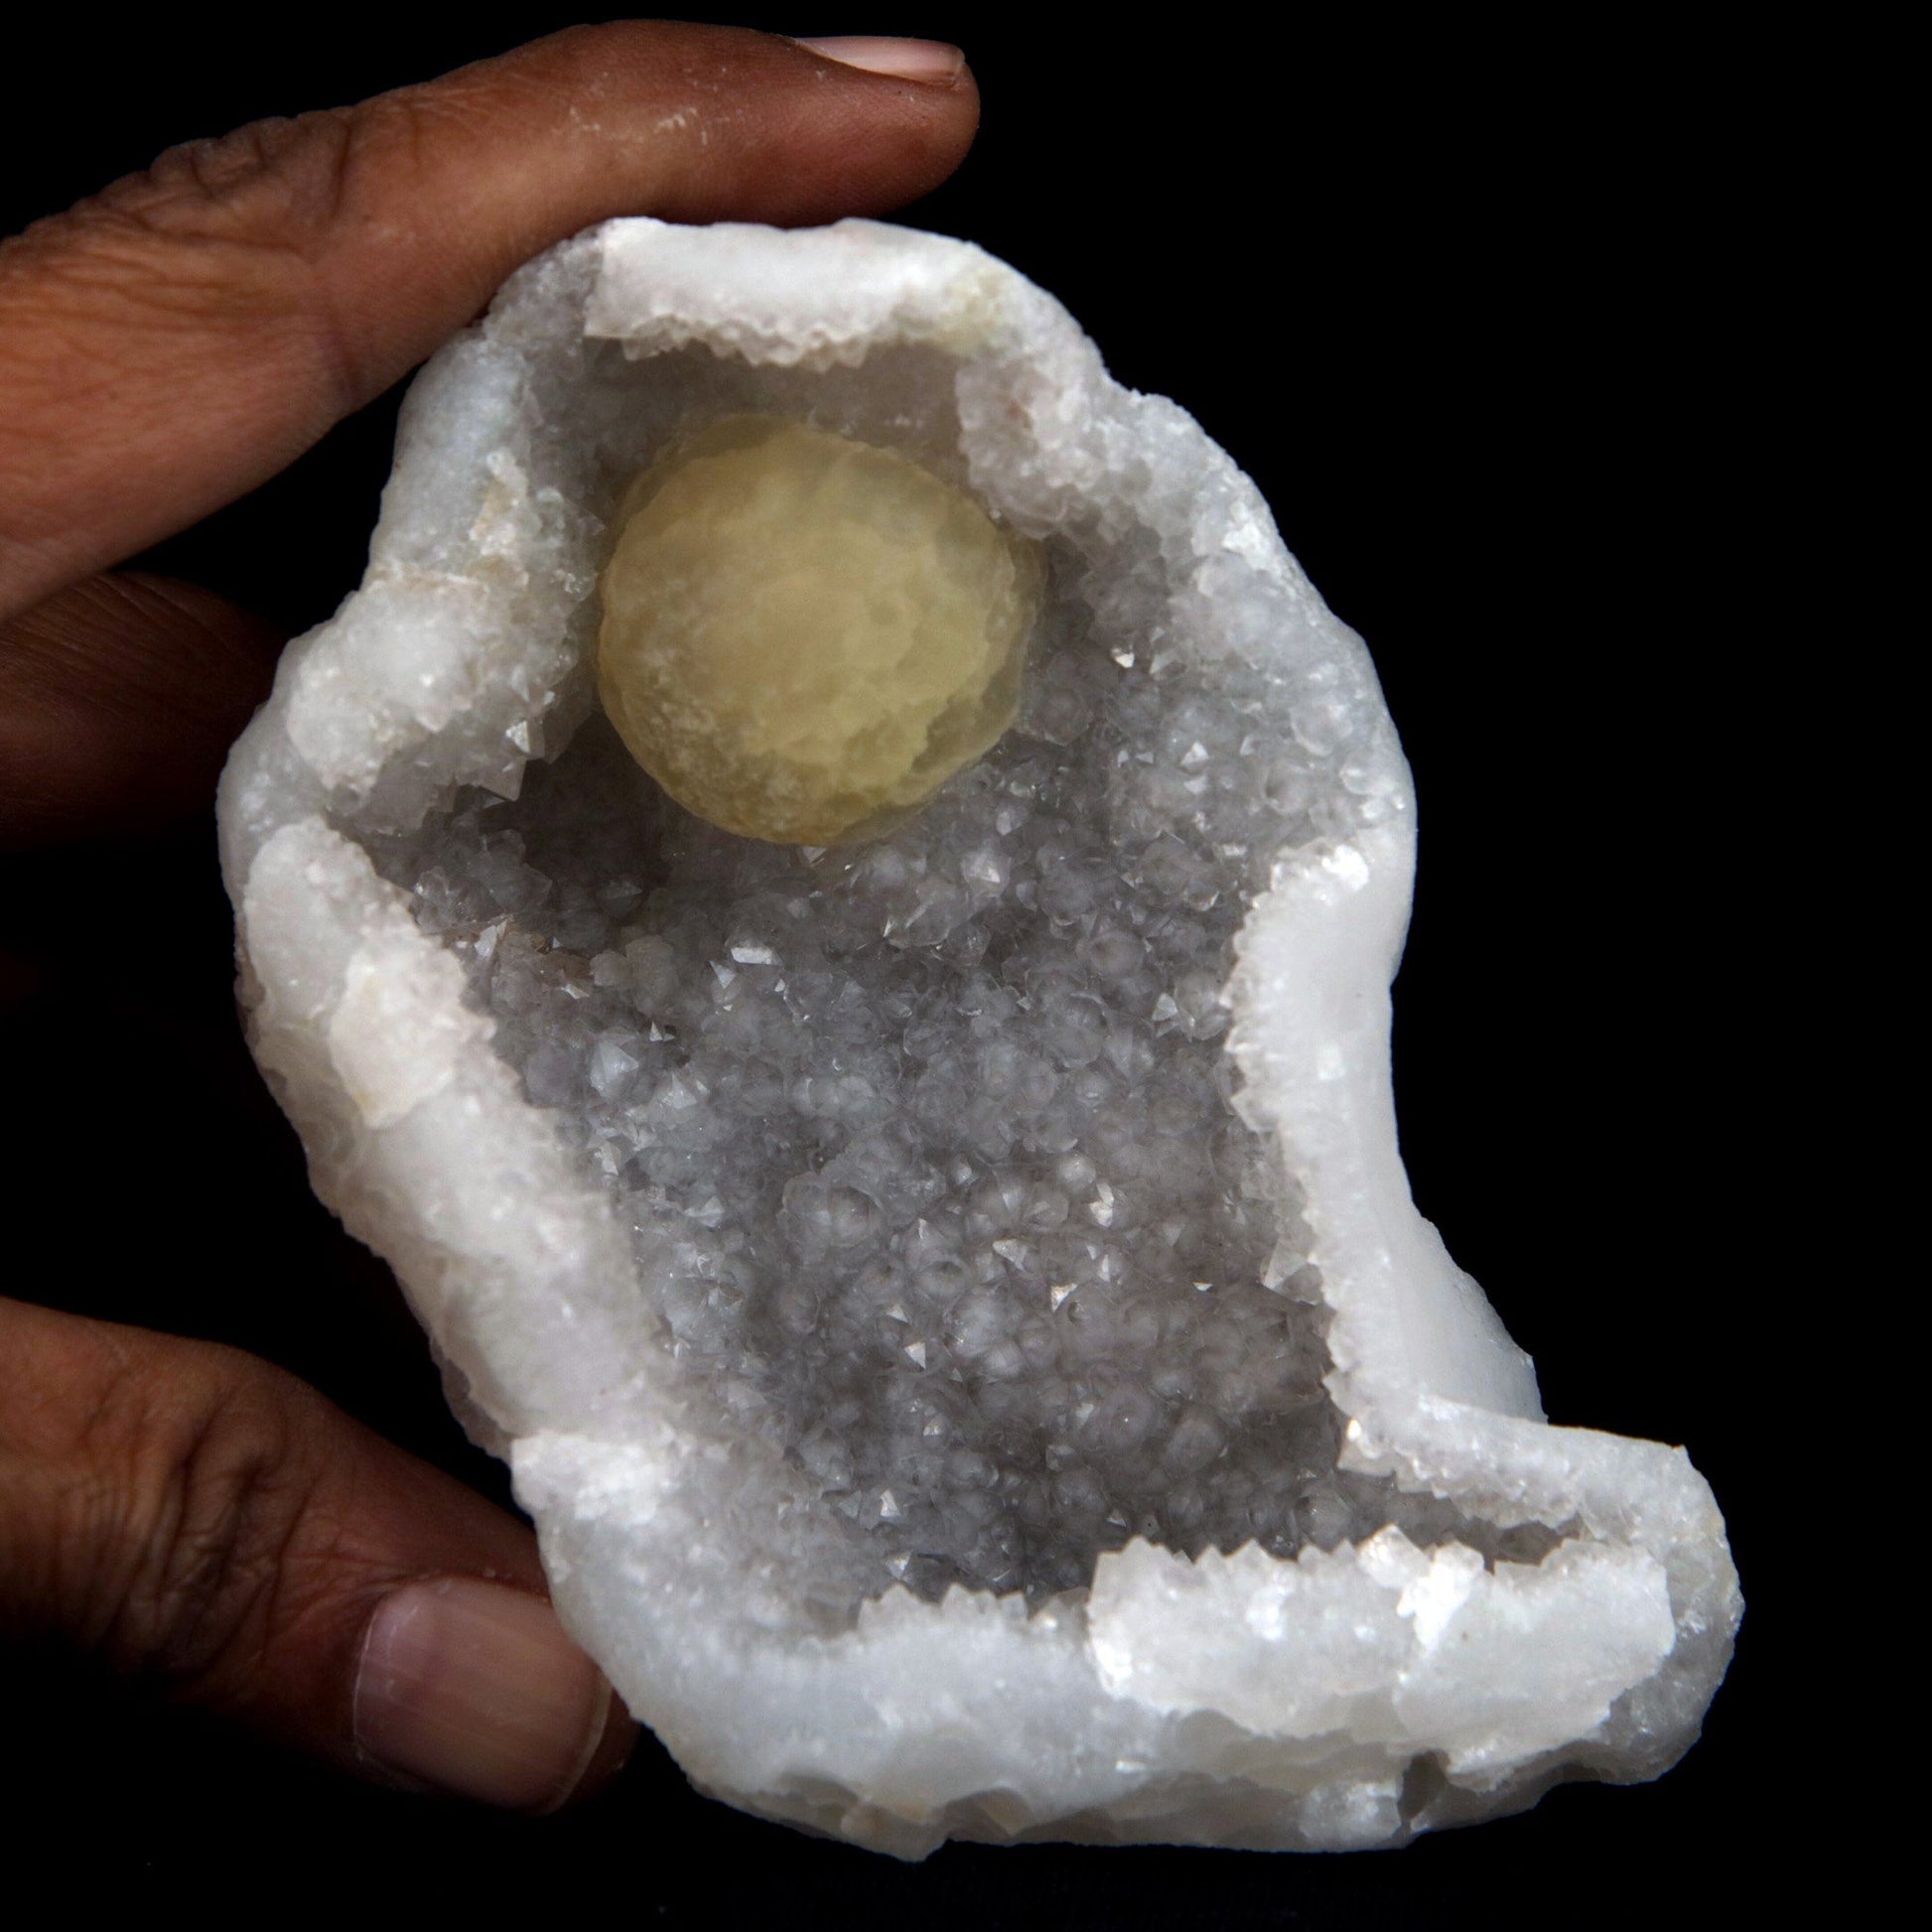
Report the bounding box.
[0,23,977,621]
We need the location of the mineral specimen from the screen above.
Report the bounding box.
[599,415,1041,845]
[217,217,1739,1856]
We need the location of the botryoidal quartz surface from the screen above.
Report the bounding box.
[217,218,1738,1855]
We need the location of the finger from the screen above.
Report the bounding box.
[0,1297,635,1810]
[0,22,979,619]
[0,571,280,848]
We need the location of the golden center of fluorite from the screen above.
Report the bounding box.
[596,416,1042,846]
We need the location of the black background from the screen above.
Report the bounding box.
[1,9,1791,1921]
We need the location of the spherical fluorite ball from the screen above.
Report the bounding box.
[597,416,1043,846]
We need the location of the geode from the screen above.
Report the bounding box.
[217,217,1738,1855]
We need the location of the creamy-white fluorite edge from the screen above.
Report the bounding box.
[217,217,1738,1857]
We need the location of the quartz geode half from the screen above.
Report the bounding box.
[217,217,1738,1855]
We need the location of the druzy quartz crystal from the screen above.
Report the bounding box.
[218,218,1739,1856]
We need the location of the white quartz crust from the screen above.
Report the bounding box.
[218,217,1738,1857]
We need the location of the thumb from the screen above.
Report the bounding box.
[0,1296,632,1811]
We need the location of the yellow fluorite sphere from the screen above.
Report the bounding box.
[597,416,1043,845]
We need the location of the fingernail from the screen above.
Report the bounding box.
[354,1579,633,1812]
[794,36,966,86]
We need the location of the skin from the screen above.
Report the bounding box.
[0,22,977,1806]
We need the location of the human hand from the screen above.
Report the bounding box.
[0,22,976,1812]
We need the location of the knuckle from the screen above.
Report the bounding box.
[89,1348,333,1693]
[86,109,359,254]
[0,1309,377,1705]
[3,104,386,410]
